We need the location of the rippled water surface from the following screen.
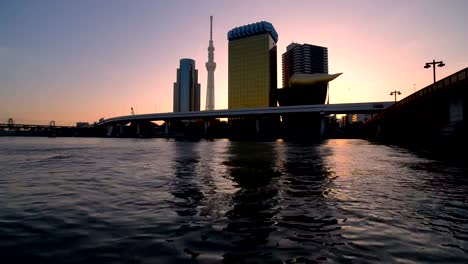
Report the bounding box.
[1,137,467,263]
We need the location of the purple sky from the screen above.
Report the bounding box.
[1,0,467,125]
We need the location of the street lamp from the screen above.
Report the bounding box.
[424,59,445,83]
[390,90,401,103]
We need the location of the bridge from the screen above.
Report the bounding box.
[99,102,394,125]
[0,122,71,130]
[366,67,467,149]
[99,102,394,138]
[0,119,73,137]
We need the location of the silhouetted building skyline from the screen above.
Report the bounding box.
[173,58,200,112]
[227,21,278,109]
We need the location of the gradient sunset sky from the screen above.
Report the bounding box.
[1,0,467,125]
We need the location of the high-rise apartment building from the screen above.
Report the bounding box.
[173,59,200,112]
[282,43,328,88]
[228,21,278,109]
[278,43,340,106]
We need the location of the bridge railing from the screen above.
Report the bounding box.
[367,67,467,124]
[397,67,467,107]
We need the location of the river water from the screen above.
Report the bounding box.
[0,137,467,263]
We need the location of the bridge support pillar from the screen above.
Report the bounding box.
[204,120,209,137]
[107,126,113,137]
[319,113,326,139]
[136,123,140,136]
[119,124,123,137]
[376,124,382,139]
[443,96,465,137]
[165,122,169,135]
[449,97,464,123]
[255,119,260,137]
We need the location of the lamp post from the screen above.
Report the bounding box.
[424,59,445,83]
[390,90,401,103]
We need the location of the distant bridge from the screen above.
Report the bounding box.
[0,120,73,137]
[99,102,394,126]
[0,120,71,130]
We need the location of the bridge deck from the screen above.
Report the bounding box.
[99,102,394,125]
[0,124,73,130]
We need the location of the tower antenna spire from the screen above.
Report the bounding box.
[210,15,213,41]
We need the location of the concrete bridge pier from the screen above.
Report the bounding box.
[255,119,260,137]
[107,126,113,136]
[204,120,209,137]
[443,94,465,138]
[136,122,140,136]
[165,121,169,135]
[119,124,123,137]
[319,111,326,139]
[449,97,464,123]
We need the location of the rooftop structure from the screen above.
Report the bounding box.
[227,21,278,43]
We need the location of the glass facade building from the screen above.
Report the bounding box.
[173,59,201,112]
[228,21,278,109]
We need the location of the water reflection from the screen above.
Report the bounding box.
[195,140,236,220]
[2,138,468,263]
[323,139,468,263]
[222,142,281,263]
[275,142,348,263]
[170,141,204,218]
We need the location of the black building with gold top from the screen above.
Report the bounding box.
[278,43,341,140]
[278,43,339,106]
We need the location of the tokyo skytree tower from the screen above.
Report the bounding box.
[205,16,216,110]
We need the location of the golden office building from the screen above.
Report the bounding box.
[228,21,278,109]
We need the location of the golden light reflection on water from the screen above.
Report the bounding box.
[322,139,358,178]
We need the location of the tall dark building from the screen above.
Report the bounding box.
[173,59,200,112]
[278,43,340,106]
[228,21,278,109]
[282,43,328,88]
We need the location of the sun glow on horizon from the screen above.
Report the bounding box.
[1,0,467,125]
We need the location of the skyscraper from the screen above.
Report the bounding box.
[228,21,278,109]
[282,43,328,87]
[173,59,200,112]
[205,16,216,111]
[278,43,340,106]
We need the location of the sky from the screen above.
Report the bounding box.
[1,0,467,125]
